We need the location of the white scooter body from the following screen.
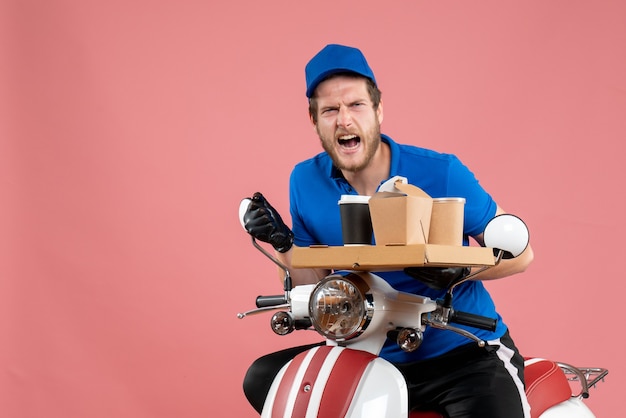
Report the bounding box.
[259,276,604,418]
[540,400,595,418]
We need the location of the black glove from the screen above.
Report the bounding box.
[403,266,470,290]
[242,192,294,253]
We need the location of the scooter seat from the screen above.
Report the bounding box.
[523,358,572,418]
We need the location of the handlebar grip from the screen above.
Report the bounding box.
[255,295,287,308]
[450,310,497,331]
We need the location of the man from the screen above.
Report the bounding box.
[242,44,534,417]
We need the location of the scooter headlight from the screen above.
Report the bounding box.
[308,273,373,341]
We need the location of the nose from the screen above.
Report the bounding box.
[337,105,352,127]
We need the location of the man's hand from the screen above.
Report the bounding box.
[403,267,470,290]
[242,192,294,253]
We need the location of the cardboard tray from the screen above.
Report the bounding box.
[292,244,495,271]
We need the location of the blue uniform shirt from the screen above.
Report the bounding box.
[288,135,505,363]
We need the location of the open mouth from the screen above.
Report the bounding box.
[338,134,361,149]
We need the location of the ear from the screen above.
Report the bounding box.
[309,112,317,130]
[377,100,384,125]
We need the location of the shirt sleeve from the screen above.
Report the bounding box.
[446,155,497,237]
[288,167,316,247]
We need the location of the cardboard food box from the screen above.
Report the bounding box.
[369,181,433,245]
[291,244,495,271]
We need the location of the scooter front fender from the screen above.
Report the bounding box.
[262,345,408,418]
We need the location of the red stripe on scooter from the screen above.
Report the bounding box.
[271,348,308,417]
[290,346,335,418]
[317,349,377,417]
[271,346,332,418]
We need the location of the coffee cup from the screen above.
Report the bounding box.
[338,195,373,245]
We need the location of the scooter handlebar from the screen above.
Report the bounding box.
[256,295,287,308]
[450,310,497,332]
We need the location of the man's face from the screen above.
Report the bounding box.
[311,76,383,173]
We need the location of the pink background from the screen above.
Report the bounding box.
[2,1,624,417]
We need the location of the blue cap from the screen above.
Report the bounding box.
[305,44,377,98]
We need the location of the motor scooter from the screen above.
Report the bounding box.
[237,204,608,417]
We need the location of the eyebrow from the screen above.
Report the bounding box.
[321,98,368,110]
